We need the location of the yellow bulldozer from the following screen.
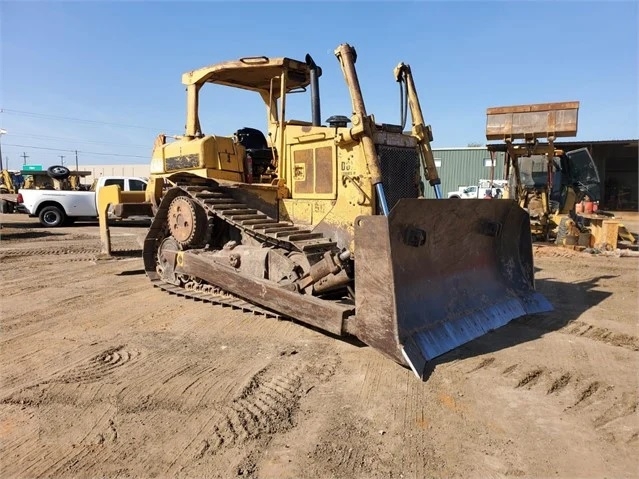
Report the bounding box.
[106,43,552,379]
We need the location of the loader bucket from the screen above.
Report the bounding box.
[352,198,552,379]
[485,101,579,141]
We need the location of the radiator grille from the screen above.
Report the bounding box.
[375,145,421,213]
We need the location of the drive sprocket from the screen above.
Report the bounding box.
[167,196,208,247]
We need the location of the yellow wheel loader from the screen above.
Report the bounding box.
[485,102,601,241]
[132,44,551,379]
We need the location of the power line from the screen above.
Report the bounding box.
[7,132,149,149]
[3,143,149,159]
[0,108,171,132]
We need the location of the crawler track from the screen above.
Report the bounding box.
[143,179,339,318]
[151,279,282,318]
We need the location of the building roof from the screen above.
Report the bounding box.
[434,139,638,152]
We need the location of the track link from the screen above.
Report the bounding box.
[150,279,282,319]
[144,179,339,318]
[182,183,335,252]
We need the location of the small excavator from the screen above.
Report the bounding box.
[103,44,552,379]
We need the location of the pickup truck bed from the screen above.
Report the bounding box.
[18,176,149,227]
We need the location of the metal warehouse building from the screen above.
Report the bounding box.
[422,147,507,199]
[481,139,638,211]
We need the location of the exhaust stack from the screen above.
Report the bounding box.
[305,54,321,126]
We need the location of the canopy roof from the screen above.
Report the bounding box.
[181,56,320,96]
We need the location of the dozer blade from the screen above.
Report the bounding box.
[350,198,552,379]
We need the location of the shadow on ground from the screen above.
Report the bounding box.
[278,265,618,379]
[0,221,63,240]
[419,270,616,379]
[63,219,151,228]
[115,268,146,276]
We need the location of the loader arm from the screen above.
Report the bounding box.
[394,63,443,199]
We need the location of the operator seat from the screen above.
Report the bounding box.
[234,127,276,177]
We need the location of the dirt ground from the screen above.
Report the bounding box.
[1,213,637,479]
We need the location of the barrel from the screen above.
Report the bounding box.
[584,201,594,214]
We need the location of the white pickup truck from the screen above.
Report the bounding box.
[447,179,509,199]
[18,175,148,227]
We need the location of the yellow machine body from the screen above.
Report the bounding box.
[133,45,551,379]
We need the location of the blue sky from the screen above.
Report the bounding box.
[0,0,637,169]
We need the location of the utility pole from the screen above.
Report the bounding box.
[58,155,65,166]
[21,152,29,166]
[0,128,6,170]
[75,150,79,171]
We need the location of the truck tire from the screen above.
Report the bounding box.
[39,205,66,227]
[47,165,71,181]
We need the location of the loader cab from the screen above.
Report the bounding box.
[547,149,598,216]
[562,147,600,202]
[519,155,550,188]
[515,147,600,213]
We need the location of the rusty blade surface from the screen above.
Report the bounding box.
[352,198,553,379]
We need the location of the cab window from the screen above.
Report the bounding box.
[129,179,147,191]
[104,179,125,189]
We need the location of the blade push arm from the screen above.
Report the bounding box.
[394,63,442,199]
[334,43,390,215]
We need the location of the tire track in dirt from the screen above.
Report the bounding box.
[306,410,395,479]
[3,337,236,477]
[163,346,339,476]
[0,263,90,297]
[0,236,140,257]
[11,442,86,479]
[1,345,141,407]
[17,337,319,477]
[514,317,639,352]
[592,392,638,439]
[207,366,302,451]
[342,353,447,479]
[0,277,151,342]
[55,345,140,384]
[561,320,639,351]
[0,403,119,479]
[465,355,638,443]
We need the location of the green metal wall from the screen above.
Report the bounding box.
[422,148,506,199]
